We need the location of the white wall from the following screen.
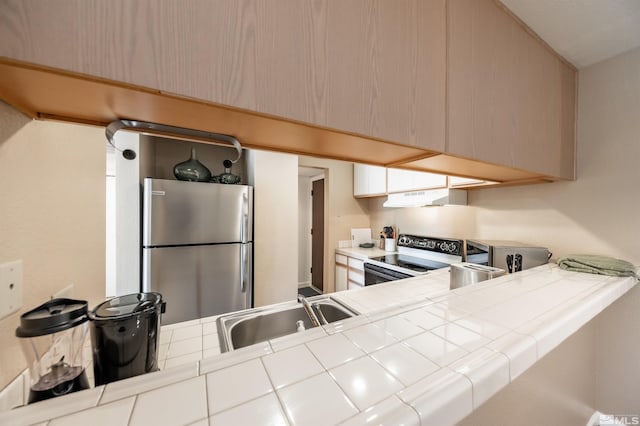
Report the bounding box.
[595,285,640,413]
[583,45,640,417]
[298,156,371,293]
[368,202,475,242]
[297,175,312,287]
[247,150,299,306]
[0,104,105,390]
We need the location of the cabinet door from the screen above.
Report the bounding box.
[335,263,348,292]
[0,0,445,153]
[353,164,387,197]
[447,0,576,179]
[326,0,446,151]
[387,168,447,193]
[348,281,364,291]
[1,0,577,180]
[347,257,365,287]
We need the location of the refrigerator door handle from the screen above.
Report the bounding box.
[240,244,247,293]
[241,192,248,243]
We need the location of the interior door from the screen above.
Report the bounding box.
[311,179,325,292]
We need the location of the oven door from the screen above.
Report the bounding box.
[364,263,413,285]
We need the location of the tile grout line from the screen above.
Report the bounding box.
[125,394,138,426]
[299,338,364,416]
[203,362,210,422]
[95,384,106,406]
[366,345,423,388]
[258,356,292,425]
[481,335,532,383]
[323,368,361,415]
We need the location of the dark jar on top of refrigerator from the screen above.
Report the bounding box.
[89,292,165,386]
[15,298,91,404]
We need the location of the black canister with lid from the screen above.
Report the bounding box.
[16,298,91,403]
[89,292,165,386]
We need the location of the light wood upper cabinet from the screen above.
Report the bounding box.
[0,0,575,182]
[326,0,446,152]
[0,0,445,152]
[447,0,576,180]
[254,1,326,124]
[0,0,262,112]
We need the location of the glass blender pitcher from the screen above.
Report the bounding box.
[15,298,91,403]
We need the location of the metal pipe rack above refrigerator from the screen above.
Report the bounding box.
[105,119,243,162]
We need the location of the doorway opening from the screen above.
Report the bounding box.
[298,167,326,297]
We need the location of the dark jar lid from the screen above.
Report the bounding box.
[89,292,165,321]
[16,298,89,338]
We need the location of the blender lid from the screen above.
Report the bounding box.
[15,298,89,338]
[90,292,164,320]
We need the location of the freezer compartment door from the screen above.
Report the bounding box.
[142,243,252,325]
[143,178,253,246]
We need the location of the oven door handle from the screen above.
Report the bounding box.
[364,263,412,281]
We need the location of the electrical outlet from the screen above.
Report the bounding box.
[0,260,23,320]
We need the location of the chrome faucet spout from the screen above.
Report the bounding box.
[314,304,329,325]
[297,295,322,327]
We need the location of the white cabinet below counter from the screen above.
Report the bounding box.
[335,258,349,292]
[336,254,365,291]
[335,247,389,291]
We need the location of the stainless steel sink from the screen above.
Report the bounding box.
[217,296,358,352]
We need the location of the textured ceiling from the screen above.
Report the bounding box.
[500,0,640,68]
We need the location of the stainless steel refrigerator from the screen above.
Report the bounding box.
[142,178,253,325]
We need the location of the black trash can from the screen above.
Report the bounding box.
[89,292,165,386]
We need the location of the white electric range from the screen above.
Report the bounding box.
[363,234,464,285]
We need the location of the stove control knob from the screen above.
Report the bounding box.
[440,242,456,253]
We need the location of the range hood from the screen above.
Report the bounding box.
[383,189,467,208]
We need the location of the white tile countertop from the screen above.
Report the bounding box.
[335,246,390,260]
[1,264,637,426]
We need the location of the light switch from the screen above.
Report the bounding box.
[0,260,23,320]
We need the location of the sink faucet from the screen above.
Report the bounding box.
[297,295,322,327]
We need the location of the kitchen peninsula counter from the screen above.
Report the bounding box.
[1,265,637,425]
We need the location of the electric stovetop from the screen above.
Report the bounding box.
[368,254,451,274]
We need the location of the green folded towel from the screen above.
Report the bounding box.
[558,254,638,278]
